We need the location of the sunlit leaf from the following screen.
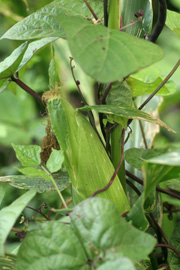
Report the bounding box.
[12,144,41,167]
[1,0,103,40]
[61,16,164,83]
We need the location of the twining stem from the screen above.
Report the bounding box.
[90,129,125,197]
[26,205,50,220]
[83,0,98,21]
[11,75,42,104]
[103,0,108,26]
[100,83,112,104]
[126,170,180,200]
[149,0,167,42]
[156,244,180,258]
[41,165,68,209]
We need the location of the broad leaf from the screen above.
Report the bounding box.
[1,0,103,40]
[46,149,64,173]
[127,76,177,97]
[12,144,41,167]
[71,198,156,262]
[47,96,130,215]
[106,81,132,106]
[0,172,70,193]
[61,16,164,83]
[97,253,135,270]
[16,221,88,270]
[0,42,28,90]
[79,104,174,132]
[0,189,36,255]
[168,222,180,269]
[166,10,180,38]
[125,148,164,170]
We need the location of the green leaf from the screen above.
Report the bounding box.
[166,10,180,38]
[18,37,58,71]
[0,42,28,89]
[120,0,153,37]
[106,81,132,106]
[127,195,149,231]
[166,179,180,192]
[127,76,177,97]
[0,185,5,206]
[143,149,180,199]
[61,16,164,83]
[16,221,88,270]
[18,167,51,182]
[125,148,165,170]
[12,144,41,167]
[71,198,156,262]
[48,96,129,214]
[0,189,36,255]
[168,222,180,269]
[0,252,16,270]
[46,149,64,173]
[1,0,103,40]
[97,254,135,270]
[0,172,70,193]
[79,104,175,132]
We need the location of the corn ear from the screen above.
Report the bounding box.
[47,96,130,214]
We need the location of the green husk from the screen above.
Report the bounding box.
[47,96,130,214]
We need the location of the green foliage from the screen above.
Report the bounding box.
[0,189,36,255]
[0,0,180,269]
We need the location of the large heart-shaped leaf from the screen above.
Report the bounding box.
[16,221,88,270]
[60,16,164,83]
[71,198,156,262]
[1,0,103,40]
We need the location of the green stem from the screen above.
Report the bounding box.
[41,166,68,209]
[111,125,126,193]
[107,0,127,193]
[108,0,120,29]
